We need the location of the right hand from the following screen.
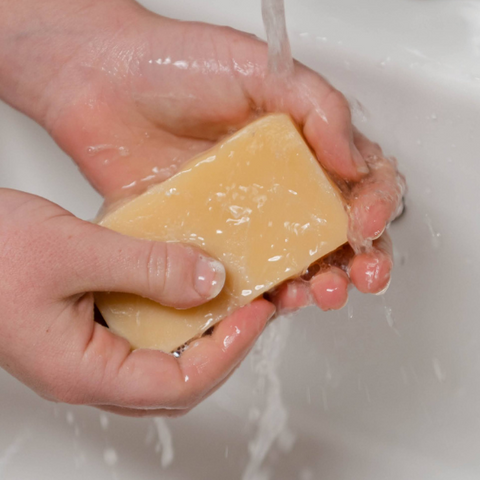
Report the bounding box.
[0,189,274,416]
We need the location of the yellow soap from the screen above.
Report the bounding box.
[95,114,348,352]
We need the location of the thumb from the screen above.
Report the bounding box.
[60,220,226,309]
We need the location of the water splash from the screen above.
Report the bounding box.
[0,431,31,475]
[153,418,174,468]
[99,413,109,431]
[347,302,354,320]
[424,213,442,249]
[242,317,293,480]
[348,97,369,124]
[432,357,447,383]
[381,296,400,335]
[103,447,118,467]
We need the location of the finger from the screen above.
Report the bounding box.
[60,299,274,409]
[348,129,406,251]
[94,364,235,418]
[245,57,369,181]
[296,73,369,181]
[266,280,313,315]
[54,218,225,309]
[349,233,393,294]
[310,266,349,311]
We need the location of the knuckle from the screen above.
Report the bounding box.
[141,241,168,295]
[325,87,351,119]
[322,86,352,123]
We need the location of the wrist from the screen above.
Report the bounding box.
[0,0,144,126]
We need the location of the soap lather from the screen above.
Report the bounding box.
[95,114,349,352]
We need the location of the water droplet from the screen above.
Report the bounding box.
[432,358,446,382]
[321,387,328,411]
[103,448,118,467]
[424,213,442,249]
[118,146,130,157]
[66,411,75,425]
[100,413,109,431]
[378,56,391,68]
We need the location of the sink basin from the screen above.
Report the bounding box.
[1,0,480,478]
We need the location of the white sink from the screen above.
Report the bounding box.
[1,0,480,478]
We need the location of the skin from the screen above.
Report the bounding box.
[0,0,405,416]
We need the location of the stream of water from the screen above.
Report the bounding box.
[242,2,295,478]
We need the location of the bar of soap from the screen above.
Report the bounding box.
[95,114,348,352]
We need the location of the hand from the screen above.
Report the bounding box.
[0,189,274,416]
[13,3,403,312]
[269,128,405,313]
[0,0,405,415]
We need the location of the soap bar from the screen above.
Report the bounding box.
[95,114,348,352]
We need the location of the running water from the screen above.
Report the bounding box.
[241,3,295,478]
[242,317,293,480]
[152,418,174,468]
[262,0,294,76]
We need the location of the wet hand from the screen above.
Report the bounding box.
[269,129,405,313]
[34,6,403,313]
[0,189,274,415]
[0,2,405,326]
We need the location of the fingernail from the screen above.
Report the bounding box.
[194,255,226,299]
[352,144,369,175]
[374,277,391,296]
[267,307,277,322]
[372,225,386,241]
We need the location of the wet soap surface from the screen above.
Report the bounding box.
[95,114,348,352]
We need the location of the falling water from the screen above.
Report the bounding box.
[153,418,174,468]
[262,0,294,76]
[241,3,295,478]
[242,318,293,480]
[0,431,30,476]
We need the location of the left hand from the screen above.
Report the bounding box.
[7,3,403,313]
